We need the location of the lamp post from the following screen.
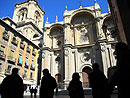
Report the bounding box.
[102,24,108,40]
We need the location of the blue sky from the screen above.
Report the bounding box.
[0,0,108,25]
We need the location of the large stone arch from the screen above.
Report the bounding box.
[70,11,95,25]
[49,25,64,47]
[103,15,117,41]
[50,24,64,35]
[69,11,96,44]
[80,65,92,88]
[70,9,95,24]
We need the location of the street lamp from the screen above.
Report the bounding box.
[102,24,108,40]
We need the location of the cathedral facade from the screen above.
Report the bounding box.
[0,0,119,88]
[42,1,118,88]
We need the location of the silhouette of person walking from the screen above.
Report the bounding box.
[0,68,24,98]
[30,87,34,97]
[33,87,37,97]
[40,68,57,98]
[67,72,84,98]
[108,42,130,98]
[89,63,108,98]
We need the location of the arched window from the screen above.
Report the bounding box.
[34,11,41,25]
[18,8,28,22]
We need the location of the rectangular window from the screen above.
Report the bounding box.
[25,58,29,68]
[0,46,5,59]
[6,65,12,74]
[4,29,8,34]
[13,34,16,39]
[8,50,14,60]
[30,72,33,79]
[0,46,5,52]
[31,61,34,68]
[3,29,9,41]
[18,55,22,64]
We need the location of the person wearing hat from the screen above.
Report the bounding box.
[67,72,85,98]
[40,69,57,98]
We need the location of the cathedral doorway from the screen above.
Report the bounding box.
[82,66,92,88]
[55,73,63,88]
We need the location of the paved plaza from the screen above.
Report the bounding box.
[24,89,118,98]
[24,94,118,98]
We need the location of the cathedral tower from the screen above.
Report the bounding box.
[13,0,45,41]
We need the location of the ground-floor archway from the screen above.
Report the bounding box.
[82,66,92,88]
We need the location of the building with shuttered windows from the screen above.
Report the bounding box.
[0,0,44,85]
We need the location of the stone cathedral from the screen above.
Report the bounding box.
[42,1,118,88]
[0,0,118,88]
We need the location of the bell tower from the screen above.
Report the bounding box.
[13,0,45,39]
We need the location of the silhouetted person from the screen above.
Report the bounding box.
[0,68,24,98]
[107,66,118,84]
[30,87,34,97]
[108,42,130,98]
[34,87,37,97]
[40,69,57,98]
[89,63,108,98]
[67,72,84,98]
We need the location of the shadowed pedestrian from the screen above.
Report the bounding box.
[34,87,37,97]
[0,68,24,98]
[89,63,109,98]
[30,87,34,97]
[40,69,57,98]
[108,42,130,98]
[67,72,84,98]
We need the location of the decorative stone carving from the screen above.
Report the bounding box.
[64,48,69,56]
[79,26,89,42]
[57,40,61,46]
[42,51,45,58]
[101,44,106,52]
[55,56,61,63]
[64,39,68,44]
[81,53,90,62]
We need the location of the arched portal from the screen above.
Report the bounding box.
[55,73,63,89]
[82,66,92,88]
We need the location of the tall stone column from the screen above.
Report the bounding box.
[74,27,79,45]
[100,43,110,76]
[64,48,70,89]
[64,24,71,44]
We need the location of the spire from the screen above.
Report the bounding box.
[80,5,82,9]
[45,17,49,24]
[94,0,100,10]
[65,5,68,11]
[55,16,58,23]
[79,0,82,8]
